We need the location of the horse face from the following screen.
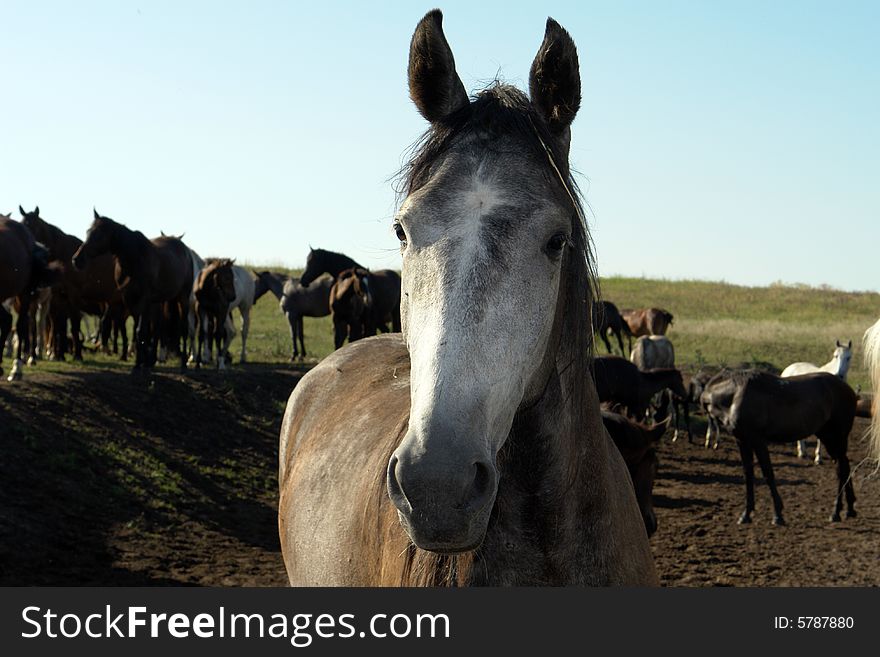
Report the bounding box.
[72,215,113,270]
[299,249,320,287]
[387,12,581,552]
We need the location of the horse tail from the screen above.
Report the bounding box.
[864,317,880,463]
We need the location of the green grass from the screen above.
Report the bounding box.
[600,277,880,391]
[23,272,879,393]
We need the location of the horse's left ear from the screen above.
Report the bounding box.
[34,206,39,216]
[837,340,842,348]
[847,340,852,349]
[529,18,581,135]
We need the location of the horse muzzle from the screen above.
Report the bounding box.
[387,440,498,553]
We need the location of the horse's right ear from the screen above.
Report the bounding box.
[18,205,25,216]
[93,208,100,220]
[837,340,842,348]
[408,10,468,123]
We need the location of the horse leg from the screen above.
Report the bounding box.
[614,328,625,357]
[71,310,84,361]
[392,306,401,333]
[333,318,347,350]
[0,305,11,377]
[600,330,613,354]
[239,306,250,364]
[681,399,693,444]
[822,434,856,521]
[195,308,206,369]
[813,439,822,465]
[8,296,31,381]
[796,440,806,459]
[736,439,755,524]
[214,315,228,371]
[286,311,298,361]
[298,315,306,358]
[753,441,784,526]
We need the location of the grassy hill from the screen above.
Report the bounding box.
[26,272,879,392]
[600,277,879,391]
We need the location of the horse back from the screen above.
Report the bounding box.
[150,236,194,301]
[279,334,411,585]
[736,372,855,443]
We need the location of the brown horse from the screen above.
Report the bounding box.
[329,268,368,349]
[621,307,674,338]
[193,259,237,370]
[0,214,59,380]
[72,210,193,370]
[299,248,401,335]
[592,300,631,356]
[279,12,657,585]
[20,206,122,361]
[601,410,665,537]
[701,370,857,525]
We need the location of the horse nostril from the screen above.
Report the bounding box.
[459,460,495,511]
[386,454,411,513]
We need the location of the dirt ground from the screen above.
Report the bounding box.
[1,365,878,586]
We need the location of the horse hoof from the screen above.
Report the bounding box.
[772,516,786,527]
[845,509,857,519]
[26,357,36,366]
[7,371,22,382]
[830,513,841,523]
[737,514,752,525]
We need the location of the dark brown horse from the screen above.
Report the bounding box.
[0,214,59,380]
[601,410,665,537]
[701,370,857,525]
[592,300,631,356]
[593,355,687,421]
[279,12,657,585]
[299,248,401,335]
[329,268,368,349]
[72,210,193,370]
[20,206,122,361]
[193,259,237,370]
[621,307,674,338]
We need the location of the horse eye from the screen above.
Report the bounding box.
[546,233,569,255]
[393,222,407,245]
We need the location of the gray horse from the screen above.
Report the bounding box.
[278,12,657,585]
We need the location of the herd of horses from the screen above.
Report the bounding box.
[0,205,402,378]
[5,11,880,587]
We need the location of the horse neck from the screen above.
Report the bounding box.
[323,252,364,277]
[469,364,615,584]
[822,355,845,377]
[110,225,151,270]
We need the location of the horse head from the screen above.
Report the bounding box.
[387,10,589,552]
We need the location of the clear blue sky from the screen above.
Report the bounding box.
[2,1,877,291]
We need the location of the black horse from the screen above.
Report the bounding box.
[72,210,193,371]
[299,247,401,334]
[592,300,631,356]
[701,370,856,525]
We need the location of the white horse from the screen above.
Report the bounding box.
[781,340,853,464]
[864,318,880,466]
[630,335,675,370]
[221,264,256,364]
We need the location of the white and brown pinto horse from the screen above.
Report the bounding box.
[278,13,656,586]
[781,340,853,464]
